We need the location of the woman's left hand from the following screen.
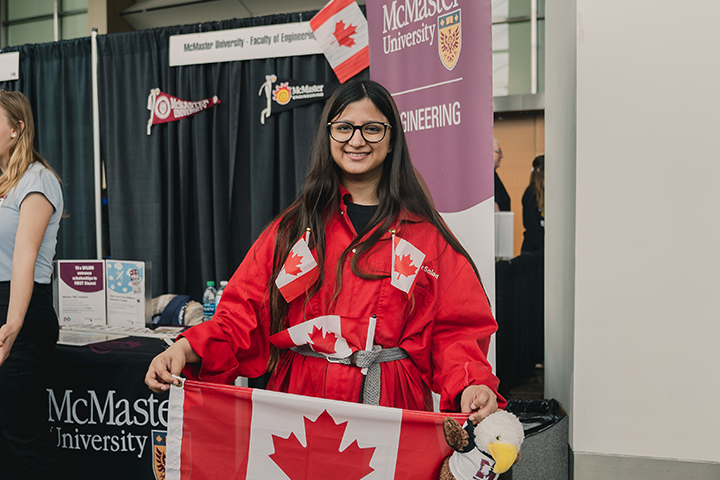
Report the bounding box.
[461,384,498,424]
[0,323,21,368]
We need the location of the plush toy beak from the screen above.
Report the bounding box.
[488,442,519,474]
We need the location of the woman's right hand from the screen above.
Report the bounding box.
[145,337,200,393]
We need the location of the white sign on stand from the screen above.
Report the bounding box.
[0,52,19,82]
[495,212,515,260]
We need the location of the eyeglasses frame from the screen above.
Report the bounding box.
[327,121,392,144]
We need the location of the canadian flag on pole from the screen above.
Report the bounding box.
[166,380,466,480]
[310,0,369,83]
[275,236,320,303]
[391,236,426,296]
[269,315,376,359]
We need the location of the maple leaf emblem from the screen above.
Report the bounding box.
[307,325,338,354]
[270,410,375,480]
[284,250,304,276]
[333,20,357,48]
[394,254,419,278]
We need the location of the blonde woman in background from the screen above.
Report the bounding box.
[0,90,63,479]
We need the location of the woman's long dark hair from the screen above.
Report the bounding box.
[266,80,483,370]
[530,155,544,211]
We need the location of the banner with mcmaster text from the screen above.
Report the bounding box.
[166,380,466,479]
[366,0,497,337]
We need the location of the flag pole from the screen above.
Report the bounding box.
[91,28,102,259]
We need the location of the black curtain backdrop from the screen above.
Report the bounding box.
[0,39,96,260]
[98,12,367,301]
[495,251,545,396]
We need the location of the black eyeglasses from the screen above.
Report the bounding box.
[327,121,391,143]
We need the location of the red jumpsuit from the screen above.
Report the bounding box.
[181,189,505,412]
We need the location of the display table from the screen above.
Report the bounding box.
[45,335,169,479]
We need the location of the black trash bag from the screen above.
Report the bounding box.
[505,399,565,437]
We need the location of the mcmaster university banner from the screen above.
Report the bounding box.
[365,0,497,321]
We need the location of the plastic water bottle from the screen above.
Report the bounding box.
[215,280,228,307]
[202,281,217,322]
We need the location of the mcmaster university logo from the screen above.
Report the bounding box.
[438,9,462,70]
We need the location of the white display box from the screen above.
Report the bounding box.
[495,212,515,260]
[105,260,151,328]
[54,260,107,326]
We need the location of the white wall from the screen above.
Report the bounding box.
[548,0,720,465]
[544,0,576,438]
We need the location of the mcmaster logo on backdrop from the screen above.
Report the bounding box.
[259,74,336,124]
[47,387,168,478]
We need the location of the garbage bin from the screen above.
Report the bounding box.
[501,399,569,480]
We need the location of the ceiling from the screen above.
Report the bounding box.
[122,0,366,30]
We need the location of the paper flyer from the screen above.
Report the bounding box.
[54,260,106,326]
[106,260,150,328]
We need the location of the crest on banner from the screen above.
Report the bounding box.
[438,9,462,71]
[152,430,167,480]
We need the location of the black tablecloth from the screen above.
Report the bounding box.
[45,336,169,479]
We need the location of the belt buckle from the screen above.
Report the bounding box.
[326,353,348,364]
[325,351,357,366]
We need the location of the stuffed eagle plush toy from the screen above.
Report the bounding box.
[439,410,524,480]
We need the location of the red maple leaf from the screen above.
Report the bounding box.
[394,254,418,278]
[270,410,375,480]
[333,20,357,48]
[284,250,304,276]
[308,325,337,354]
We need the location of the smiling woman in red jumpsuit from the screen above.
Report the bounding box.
[146,80,505,421]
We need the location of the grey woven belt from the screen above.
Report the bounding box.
[290,344,409,406]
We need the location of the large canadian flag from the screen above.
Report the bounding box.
[391,236,425,296]
[269,315,376,359]
[166,380,466,480]
[310,0,369,83]
[275,237,320,303]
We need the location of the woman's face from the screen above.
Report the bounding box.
[0,108,17,164]
[330,97,392,186]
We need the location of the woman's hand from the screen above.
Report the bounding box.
[461,384,498,424]
[0,323,21,368]
[145,338,200,393]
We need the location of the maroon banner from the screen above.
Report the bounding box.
[367,0,493,213]
[146,88,220,135]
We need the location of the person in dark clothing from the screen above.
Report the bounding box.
[521,155,544,253]
[493,138,510,212]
